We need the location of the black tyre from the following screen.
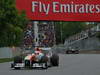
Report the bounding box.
[13,56,22,70]
[14,56,22,63]
[51,54,59,66]
[66,51,69,54]
[75,50,79,54]
[66,50,72,54]
[14,67,21,70]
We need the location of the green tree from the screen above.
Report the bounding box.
[0,0,28,47]
[55,22,86,44]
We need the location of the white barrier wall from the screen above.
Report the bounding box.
[0,47,13,58]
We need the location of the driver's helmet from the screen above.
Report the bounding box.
[35,48,42,53]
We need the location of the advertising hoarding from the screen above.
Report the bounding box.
[16,0,100,21]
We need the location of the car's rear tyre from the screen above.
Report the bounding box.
[14,67,21,70]
[14,56,22,63]
[12,56,22,70]
[51,54,59,66]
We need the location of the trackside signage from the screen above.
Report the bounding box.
[16,0,100,21]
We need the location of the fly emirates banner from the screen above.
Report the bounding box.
[16,0,100,21]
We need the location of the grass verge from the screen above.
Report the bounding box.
[80,50,100,54]
[0,58,13,63]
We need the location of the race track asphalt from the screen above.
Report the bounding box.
[0,54,100,75]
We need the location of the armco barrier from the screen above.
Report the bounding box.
[0,47,22,58]
[0,47,13,58]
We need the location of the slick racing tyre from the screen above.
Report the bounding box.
[14,67,21,70]
[75,50,79,54]
[51,54,59,66]
[13,56,22,70]
[14,56,22,63]
[66,50,72,54]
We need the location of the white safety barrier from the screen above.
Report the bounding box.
[0,47,13,58]
[64,24,100,46]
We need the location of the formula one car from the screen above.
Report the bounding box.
[11,47,59,69]
[66,48,79,54]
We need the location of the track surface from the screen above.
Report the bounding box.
[0,54,100,75]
